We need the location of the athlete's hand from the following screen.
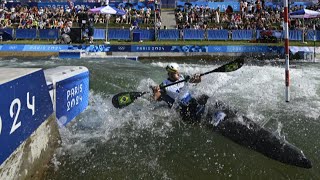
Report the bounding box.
[151,85,160,93]
[189,74,201,83]
[150,85,161,101]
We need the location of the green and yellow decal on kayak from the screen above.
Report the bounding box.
[225,62,239,72]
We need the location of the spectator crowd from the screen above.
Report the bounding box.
[0,0,319,38]
[0,1,162,31]
[175,0,320,31]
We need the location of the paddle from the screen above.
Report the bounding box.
[112,58,244,109]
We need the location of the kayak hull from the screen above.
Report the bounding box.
[204,100,312,169]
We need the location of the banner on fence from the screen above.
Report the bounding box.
[0,44,286,54]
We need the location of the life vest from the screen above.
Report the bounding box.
[160,74,192,107]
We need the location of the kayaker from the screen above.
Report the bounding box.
[151,63,209,123]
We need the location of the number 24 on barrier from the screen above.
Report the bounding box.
[0,92,35,135]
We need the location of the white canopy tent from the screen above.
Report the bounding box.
[289,8,320,43]
[89,5,125,44]
[290,8,320,19]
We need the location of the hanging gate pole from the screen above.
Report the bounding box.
[314,24,316,62]
[284,0,290,102]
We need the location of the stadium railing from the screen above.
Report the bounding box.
[15,29,37,40]
[38,29,59,40]
[207,30,229,40]
[231,30,253,41]
[93,29,106,40]
[306,30,320,41]
[3,28,320,43]
[289,30,303,41]
[183,29,205,40]
[132,29,155,40]
[108,29,131,41]
[158,29,179,40]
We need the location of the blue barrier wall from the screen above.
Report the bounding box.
[158,29,179,40]
[306,30,320,41]
[256,30,283,40]
[207,30,229,40]
[0,29,13,41]
[3,28,320,42]
[16,29,37,40]
[39,29,59,40]
[232,30,253,40]
[289,30,303,41]
[133,29,155,40]
[0,69,53,165]
[55,71,89,126]
[108,29,130,40]
[183,29,205,40]
[1,28,13,36]
[93,29,106,40]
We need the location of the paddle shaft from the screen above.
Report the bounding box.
[161,72,209,89]
[112,59,244,108]
[162,62,234,88]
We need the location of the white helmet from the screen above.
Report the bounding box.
[166,63,179,73]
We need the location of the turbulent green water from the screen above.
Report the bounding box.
[1,57,319,179]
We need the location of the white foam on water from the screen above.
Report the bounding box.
[52,61,320,176]
[0,59,56,67]
[195,63,319,119]
[56,90,180,160]
[145,62,320,130]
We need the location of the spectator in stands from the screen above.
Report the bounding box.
[32,17,38,29]
[94,13,99,24]
[39,19,45,29]
[125,8,131,24]
[177,11,183,23]
[139,8,145,21]
[115,15,121,23]
[121,11,126,24]
[62,22,71,35]
[131,19,139,30]
[155,8,161,23]
[156,20,161,30]
[183,21,190,29]
[0,23,5,29]
[1,0,318,42]
[77,9,88,29]
[98,14,105,24]
[255,0,262,13]
[87,21,94,44]
[215,7,220,24]
[248,2,253,14]
[55,22,71,44]
[18,18,26,29]
[144,7,151,24]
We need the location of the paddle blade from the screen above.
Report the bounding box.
[112,92,147,109]
[201,58,244,76]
